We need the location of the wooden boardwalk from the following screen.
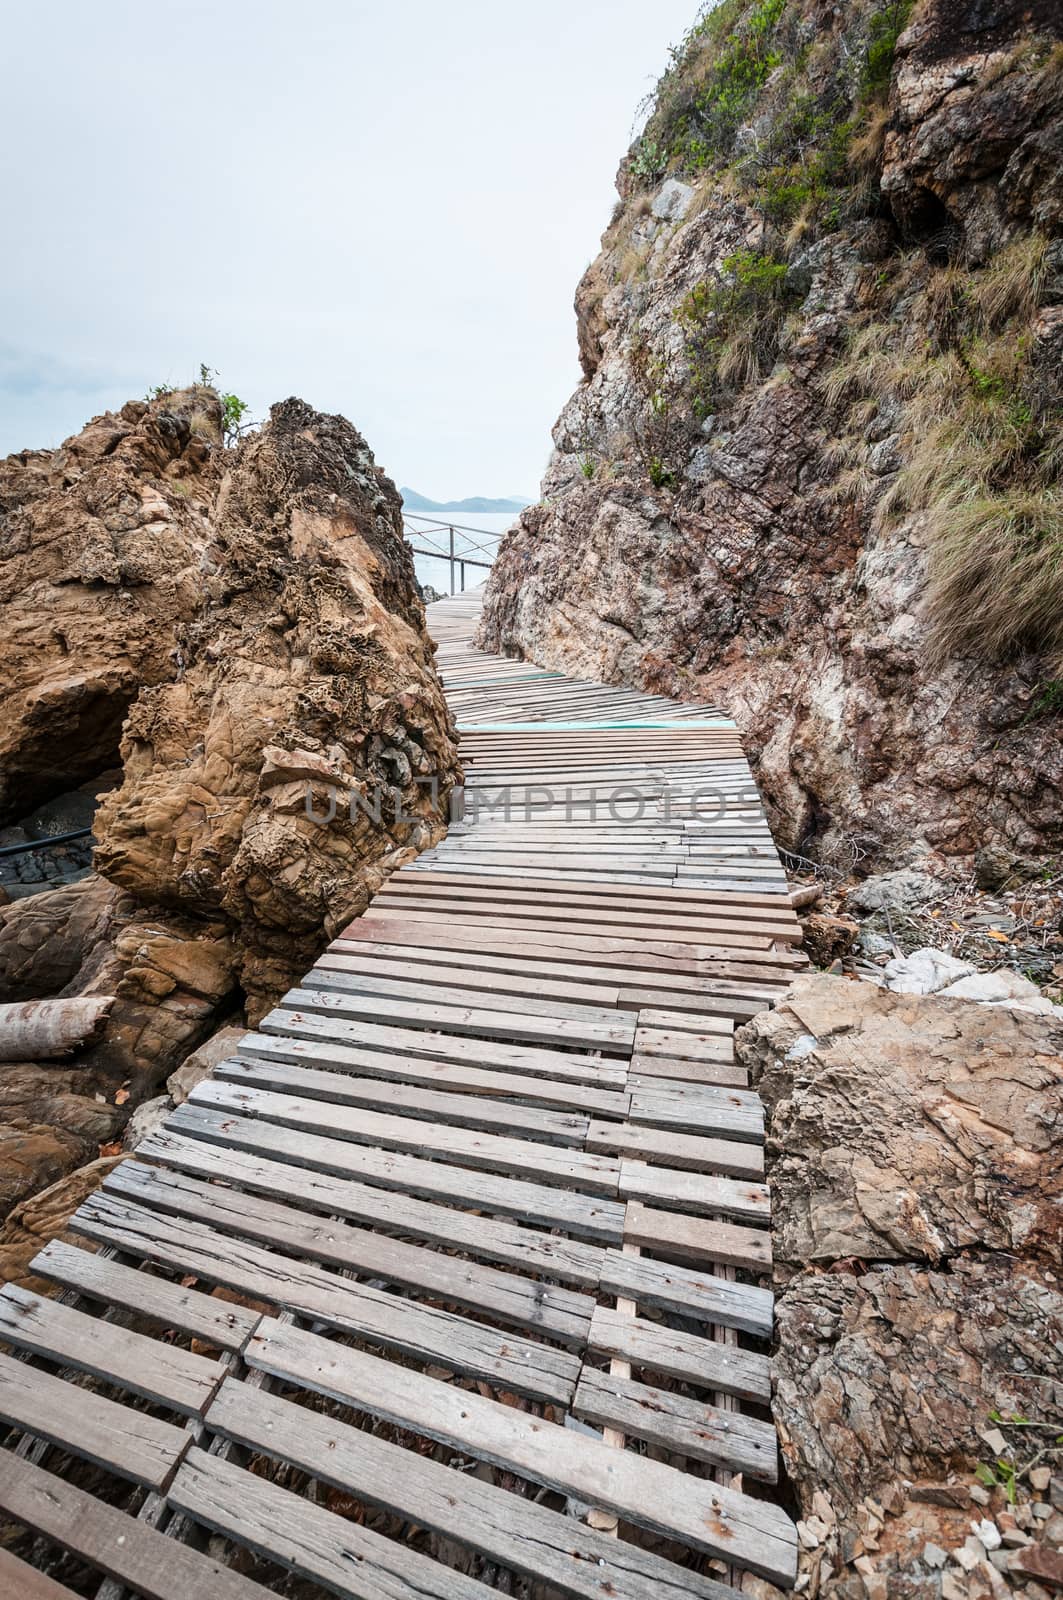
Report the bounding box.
[0,586,802,1598]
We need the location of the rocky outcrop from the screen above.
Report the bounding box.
[0,390,224,822]
[0,390,461,1244]
[737,975,1063,1599]
[478,0,1063,869]
[91,396,460,1009]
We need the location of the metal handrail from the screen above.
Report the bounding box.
[402,510,511,596]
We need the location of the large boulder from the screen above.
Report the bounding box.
[0,392,460,1233]
[93,397,460,1010]
[740,975,1061,1271]
[737,975,1063,1600]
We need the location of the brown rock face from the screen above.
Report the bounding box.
[737,975,1063,1594]
[92,396,460,1007]
[741,976,1061,1271]
[0,389,224,822]
[0,391,460,1238]
[478,0,1063,869]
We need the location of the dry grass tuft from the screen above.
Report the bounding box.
[925,490,1063,664]
[848,101,891,177]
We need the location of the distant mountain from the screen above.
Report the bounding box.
[401,487,531,514]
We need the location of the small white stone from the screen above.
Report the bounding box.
[973,1519,1001,1551]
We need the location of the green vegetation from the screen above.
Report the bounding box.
[862,0,914,95]
[677,249,797,413]
[648,456,678,490]
[145,364,251,447]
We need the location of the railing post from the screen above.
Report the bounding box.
[460,559,466,592]
[449,524,455,595]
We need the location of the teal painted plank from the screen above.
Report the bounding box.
[457,720,737,733]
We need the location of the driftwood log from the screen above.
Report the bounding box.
[0,997,114,1062]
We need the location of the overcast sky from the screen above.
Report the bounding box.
[1,0,699,499]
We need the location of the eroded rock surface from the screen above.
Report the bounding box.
[737,975,1063,1600]
[0,391,460,1244]
[93,396,460,1009]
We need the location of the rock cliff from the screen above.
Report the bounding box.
[479,0,1063,869]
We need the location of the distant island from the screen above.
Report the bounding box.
[401,487,531,514]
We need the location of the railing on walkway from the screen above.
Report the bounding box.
[402,511,506,595]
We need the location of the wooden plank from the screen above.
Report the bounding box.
[633,1027,735,1064]
[619,1163,770,1224]
[236,1028,629,1117]
[0,1285,224,1415]
[169,1103,626,1241]
[206,1378,747,1600]
[628,1085,763,1145]
[629,1053,749,1087]
[189,1080,621,1195]
[586,1120,764,1179]
[107,1161,593,1347]
[625,1202,772,1273]
[0,1452,274,1600]
[360,904,787,950]
[215,1056,592,1145]
[311,958,629,1019]
[0,1548,80,1600]
[0,1347,188,1489]
[74,1192,581,1407]
[317,948,622,1007]
[574,1368,777,1482]
[260,1005,627,1086]
[587,1304,771,1403]
[29,1238,261,1352]
[333,922,806,972]
[140,1126,606,1287]
[170,1447,495,1600]
[598,1251,773,1338]
[244,1318,798,1583]
[281,983,637,1052]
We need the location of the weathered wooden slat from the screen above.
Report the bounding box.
[139,1126,606,1286]
[628,1084,764,1144]
[0,1451,274,1599]
[629,1051,749,1087]
[625,1201,772,1272]
[586,1120,764,1178]
[311,958,631,1020]
[215,1055,592,1145]
[244,1319,798,1583]
[0,1285,224,1415]
[574,1368,778,1481]
[170,1446,495,1600]
[0,1547,81,1600]
[260,1005,628,1085]
[236,1027,630,1117]
[599,1250,773,1338]
[107,1161,593,1346]
[189,1080,621,1194]
[634,1027,735,1063]
[74,1192,581,1406]
[619,1162,770,1224]
[281,982,637,1051]
[207,1377,746,1600]
[29,1237,261,1351]
[587,1304,771,1403]
[169,1103,626,1241]
[0,1347,188,1489]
